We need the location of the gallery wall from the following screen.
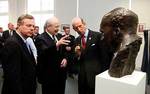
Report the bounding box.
[55,0,149,69]
[55,0,77,35]
[8,0,149,70]
[132,0,150,30]
[78,0,129,31]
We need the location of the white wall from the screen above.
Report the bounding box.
[8,0,148,69]
[79,0,129,31]
[55,0,148,69]
[9,0,27,26]
[55,0,77,35]
[131,0,150,69]
[132,0,150,29]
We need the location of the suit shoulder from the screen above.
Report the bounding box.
[3,30,9,34]
[36,32,46,39]
[3,30,9,32]
[5,36,19,45]
[56,33,63,37]
[70,34,75,38]
[89,30,101,36]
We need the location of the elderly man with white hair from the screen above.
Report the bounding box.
[35,16,70,94]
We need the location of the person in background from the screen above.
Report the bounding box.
[0,27,3,45]
[2,23,15,42]
[1,14,37,94]
[33,26,40,40]
[72,17,103,94]
[35,16,70,94]
[0,27,3,37]
[0,27,4,65]
[62,26,78,78]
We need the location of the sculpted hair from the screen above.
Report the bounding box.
[17,14,34,25]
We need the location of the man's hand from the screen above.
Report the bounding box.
[65,46,71,51]
[75,45,81,57]
[60,58,67,68]
[56,35,70,47]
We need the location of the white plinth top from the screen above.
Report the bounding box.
[97,70,146,85]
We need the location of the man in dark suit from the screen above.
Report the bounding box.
[35,16,70,94]
[0,27,4,65]
[2,22,15,42]
[62,26,77,77]
[1,14,37,94]
[72,17,103,94]
[32,26,40,41]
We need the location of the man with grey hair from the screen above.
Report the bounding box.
[1,14,36,94]
[72,17,103,94]
[35,16,70,94]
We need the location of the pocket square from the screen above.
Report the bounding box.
[91,44,95,46]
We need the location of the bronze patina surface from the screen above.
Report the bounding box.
[100,7,142,78]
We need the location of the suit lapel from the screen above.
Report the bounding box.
[43,32,55,45]
[85,30,93,49]
[14,32,36,63]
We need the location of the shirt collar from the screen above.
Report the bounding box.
[16,31,27,43]
[46,31,57,41]
[46,31,54,38]
[84,29,89,37]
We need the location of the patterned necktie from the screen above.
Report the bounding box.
[81,35,86,49]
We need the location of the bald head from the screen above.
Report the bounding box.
[46,16,60,26]
[8,22,14,30]
[72,17,85,26]
[44,16,60,35]
[71,17,86,35]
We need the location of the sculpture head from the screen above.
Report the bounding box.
[100,7,139,52]
[100,7,142,78]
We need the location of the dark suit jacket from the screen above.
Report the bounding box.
[35,32,67,84]
[74,29,103,88]
[1,32,36,94]
[0,33,3,64]
[2,30,15,42]
[141,30,150,84]
[62,34,75,65]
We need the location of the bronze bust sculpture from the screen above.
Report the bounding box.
[100,7,142,78]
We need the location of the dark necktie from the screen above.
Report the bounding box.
[9,31,13,36]
[52,35,56,43]
[81,35,86,49]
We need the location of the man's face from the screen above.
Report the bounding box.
[34,26,39,34]
[18,19,35,38]
[47,23,60,35]
[73,21,86,35]
[0,27,3,32]
[8,23,14,30]
[64,28,70,35]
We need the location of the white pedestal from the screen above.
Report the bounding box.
[95,70,146,94]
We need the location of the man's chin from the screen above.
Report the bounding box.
[28,34,33,37]
[25,34,33,38]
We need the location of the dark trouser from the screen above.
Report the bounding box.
[41,73,66,94]
[78,70,95,94]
